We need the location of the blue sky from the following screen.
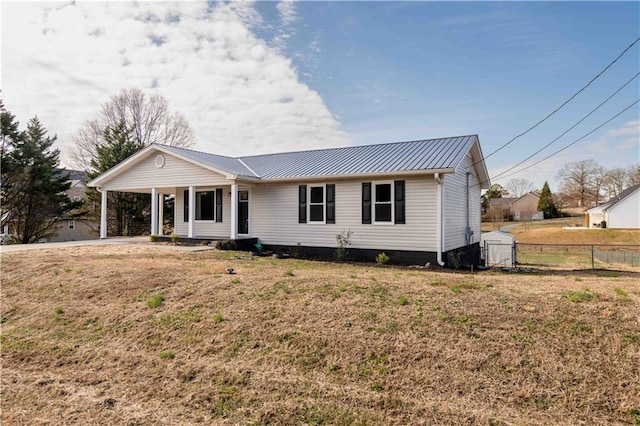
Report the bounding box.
[2,1,639,190]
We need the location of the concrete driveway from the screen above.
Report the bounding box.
[0,237,150,253]
[0,236,217,253]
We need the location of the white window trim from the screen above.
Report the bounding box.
[373,181,394,225]
[307,184,326,224]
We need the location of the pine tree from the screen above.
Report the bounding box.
[1,116,79,243]
[537,181,558,219]
[86,121,149,236]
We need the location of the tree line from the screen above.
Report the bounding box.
[482,160,639,222]
[1,89,194,243]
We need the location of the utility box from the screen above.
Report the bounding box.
[481,231,516,267]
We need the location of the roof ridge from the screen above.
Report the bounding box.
[237,158,260,178]
[239,134,479,161]
[156,143,239,160]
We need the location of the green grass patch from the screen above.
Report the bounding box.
[147,294,165,308]
[566,289,598,303]
[158,350,175,359]
[613,288,631,302]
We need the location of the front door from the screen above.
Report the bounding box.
[237,190,249,235]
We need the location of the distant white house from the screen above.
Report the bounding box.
[585,184,640,229]
[87,135,491,266]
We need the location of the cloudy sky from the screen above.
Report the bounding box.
[2,1,639,189]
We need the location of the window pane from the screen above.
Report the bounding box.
[375,204,392,222]
[310,186,324,204]
[310,205,324,222]
[376,184,391,202]
[196,191,214,220]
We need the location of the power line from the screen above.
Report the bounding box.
[491,71,640,181]
[493,98,639,181]
[474,36,640,167]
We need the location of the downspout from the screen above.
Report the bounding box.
[465,172,473,245]
[435,173,445,267]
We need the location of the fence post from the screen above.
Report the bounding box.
[591,245,594,270]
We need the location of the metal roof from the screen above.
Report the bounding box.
[156,135,480,180]
[158,145,258,178]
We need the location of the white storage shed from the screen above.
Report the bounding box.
[481,230,516,267]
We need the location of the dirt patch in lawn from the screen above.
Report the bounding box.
[2,245,639,425]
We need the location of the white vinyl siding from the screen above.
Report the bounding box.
[102,151,229,191]
[174,187,232,238]
[607,188,640,229]
[442,153,482,251]
[250,176,438,252]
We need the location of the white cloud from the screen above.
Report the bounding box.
[276,0,297,27]
[1,1,349,166]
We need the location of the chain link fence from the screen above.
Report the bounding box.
[515,243,640,272]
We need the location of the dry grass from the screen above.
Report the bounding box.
[2,245,640,425]
[512,227,639,245]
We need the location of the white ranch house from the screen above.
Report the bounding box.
[87,135,490,266]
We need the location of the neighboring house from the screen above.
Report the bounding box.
[584,184,640,229]
[87,135,490,266]
[49,172,99,242]
[510,192,543,221]
[488,193,542,221]
[1,170,98,243]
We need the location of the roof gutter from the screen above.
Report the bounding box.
[260,168,455,183]
[435,173,445,267]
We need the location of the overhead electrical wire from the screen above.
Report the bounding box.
[491,98,639,181]
[473,36,640,168]
[490,71,640,181]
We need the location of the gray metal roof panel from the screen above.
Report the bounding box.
[156,135,479,180]
[157,144,257,177]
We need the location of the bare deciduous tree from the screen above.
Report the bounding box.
[505,178,535,198]
[556,159,603,207]
[70,88,195,170]
[603,167,627,198]
[627,164,640,187]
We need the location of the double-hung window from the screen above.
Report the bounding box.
[362,180,405,225]
[298,184,336,224]
[374,183,393,223]
[184,189,223,222]
[196,191,215,220]
[309,186,325,223]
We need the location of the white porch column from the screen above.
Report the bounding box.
[157,193,164,236]
[230,183,238,240]
[151,187,158,236]
[188,185,195,238]
[100,189,108,239]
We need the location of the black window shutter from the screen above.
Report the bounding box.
[362,182,371,224]
[394,180,405,224]
[326,184,335,224]
[183,190,189,222]
[215,188,223,222]
[299,185,307,223]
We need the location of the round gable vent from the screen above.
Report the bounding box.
[155,154,165,168]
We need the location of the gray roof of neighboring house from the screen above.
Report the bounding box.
[591,184,640,212]
[159,135,480,179]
